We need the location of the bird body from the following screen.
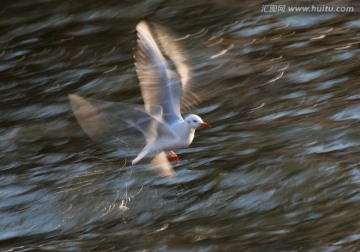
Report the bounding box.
[131,114,204,165]
[69,21,209,177]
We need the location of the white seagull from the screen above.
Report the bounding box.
[69,21,210,177]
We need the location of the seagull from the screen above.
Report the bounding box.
[69,21,210,177]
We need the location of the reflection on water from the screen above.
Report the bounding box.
[1,0,360,251]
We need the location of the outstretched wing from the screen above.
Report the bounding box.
[68,94,174,150]
[150,22,205,112]
[135,21,183,125]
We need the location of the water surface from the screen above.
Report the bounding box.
[1,0,360,251]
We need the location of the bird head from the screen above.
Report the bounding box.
[185,114,210,129]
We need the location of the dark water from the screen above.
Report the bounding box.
[1,0,360,251]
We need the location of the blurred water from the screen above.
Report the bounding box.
[1,0,360,251]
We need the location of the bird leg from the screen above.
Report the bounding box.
[165,150,179,163]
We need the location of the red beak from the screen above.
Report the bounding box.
[200,122,211,127]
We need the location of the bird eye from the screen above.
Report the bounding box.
[193,120,197,123]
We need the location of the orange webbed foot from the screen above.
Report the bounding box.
[165,150,179,163]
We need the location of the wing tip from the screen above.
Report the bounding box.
[68,93,88,110]
[136,20,151,34]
